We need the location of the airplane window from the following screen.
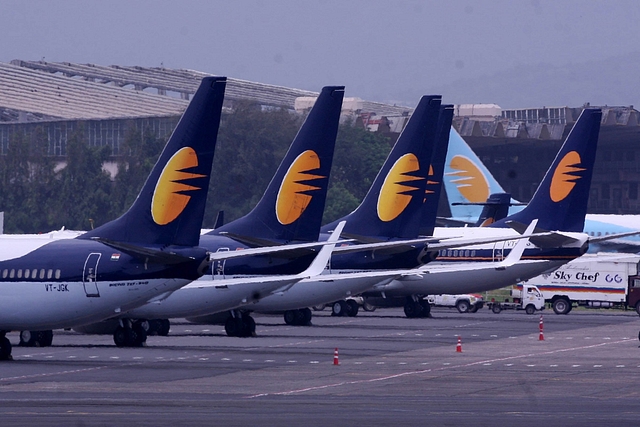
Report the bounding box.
[9,269,14,279]
[47,269,53,279]
[464,250,470,257]
[1,269,6,279]
[597,232,601,237]
[39,269,45,279]
[32,269,37,279]
[55,269,61,279]
[22,269,28,279]
[471,250,476,257]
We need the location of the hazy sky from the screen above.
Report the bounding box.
[2,0,639,108]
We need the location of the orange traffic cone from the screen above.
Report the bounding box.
[333,348,340,365]
[539,314,544,341]
[456,336,462,352]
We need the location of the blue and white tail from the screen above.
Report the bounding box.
[491,108,602,232]
[80,77,227,247]
[443,128,523,223]
[323,95,442,239]
[211,86,344,243]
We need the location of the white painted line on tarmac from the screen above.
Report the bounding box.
[246,338,636,399]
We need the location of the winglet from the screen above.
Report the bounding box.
[301,220,345,277]
[497,219,538,268]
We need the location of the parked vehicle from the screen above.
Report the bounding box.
[515,253,640,315]
[488,284,545,315]
[426,294,484,313]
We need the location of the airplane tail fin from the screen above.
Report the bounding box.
[214,86,344,243]
[323,95,442,239]
[80,77,227,247]
[492,108,602,232]
[443,128,522,222]
[419,104,454,236]
[475,193,513,227]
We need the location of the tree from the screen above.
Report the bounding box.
[53,127,113,230]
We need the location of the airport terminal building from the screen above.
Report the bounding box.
[0,60,639,214]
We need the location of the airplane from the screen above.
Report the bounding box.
[442,116,640,251]
[0,76,228,360]
[363,108,640,316]
[68,85,346,343]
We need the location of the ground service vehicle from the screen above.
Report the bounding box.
[515,253,640,315]
[488,285,545,315]
[426,294,484,313]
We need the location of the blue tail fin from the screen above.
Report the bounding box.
[419,104,454,236]
[323,95,442,239]
[475,193,512,226]
[491,108,602,232]
[80,77,227,246]
[213,86,344,243]
[443,128,523,222]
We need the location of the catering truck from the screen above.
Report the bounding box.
[514,253,640,315]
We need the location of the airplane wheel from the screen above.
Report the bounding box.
[242,315,256,337]
[301,308,312,325]
[404,301,421,318]
[294,309,307,325]
[41,330,54,347]
[157,320,171,336]
[225,317,242,337]
[132,323,147,346]
[332,300,348,316]
[113,326,127,347]
[312,304,326,311]
[0,336,12,361]
[19,330,36,347]
[346,300,359,317]
[419,300,431,318]
[284,310,297,325]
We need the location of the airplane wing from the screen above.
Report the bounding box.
[330,231,548,255]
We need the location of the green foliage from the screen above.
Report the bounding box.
[0,108,394,233]
[205,102,302,226]
[323,124,391,223]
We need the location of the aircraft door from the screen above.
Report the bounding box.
[83,253,101,297]
[213,248,229,279]
[492,241,505,262]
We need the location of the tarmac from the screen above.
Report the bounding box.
[1,307,639,426]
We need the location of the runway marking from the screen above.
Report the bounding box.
[265,360,275,363]
[243,359,252,362]
[594,365,602,368]
[505,364,513,367]
[572,365,580,367]
[550,365,558,367]
[287,360,297,363]
[527,364,535,367]
[616,365,625,368]
[246,338,635,399]
[310,361,319,364]
[221,358,230,361]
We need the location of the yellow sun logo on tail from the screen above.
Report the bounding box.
[151,147,206,225]
[377,153,423,222]
[276,150,325,225]
[550,151,584,202]
[446,155,490,203]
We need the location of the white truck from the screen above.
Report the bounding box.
[515,253,640,315]
[488,284,545,314]
[426,294,484,313]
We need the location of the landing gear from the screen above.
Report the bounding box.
[283,308,313,326]
[404,296,431,318]
[19,330,53,347]
[225,312,256,337]
[0,332,12,361]
[331,300,360,317]
[113,320,147,347]
[145,319,171,336]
